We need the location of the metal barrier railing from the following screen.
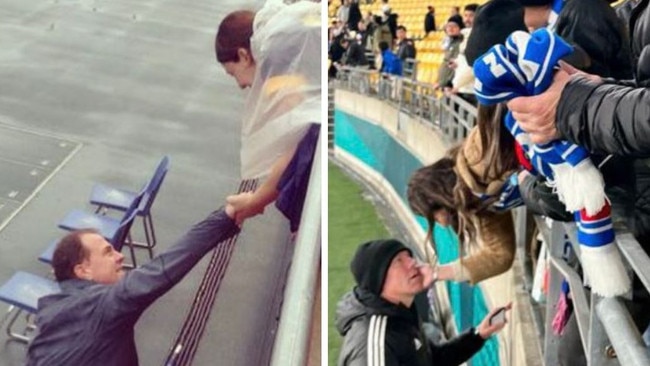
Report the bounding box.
[333,66,476,145]
[269,138,322,366]
[332,66,650,366]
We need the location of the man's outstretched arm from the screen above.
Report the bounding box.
[106,207,240,317]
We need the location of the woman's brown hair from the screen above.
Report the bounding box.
[52,229,99,282]
[407,154,461,256]
[453,103,518,244]
[215,10,255,63]
[408,103,518,251]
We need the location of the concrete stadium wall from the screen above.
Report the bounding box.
[333,89,540,366]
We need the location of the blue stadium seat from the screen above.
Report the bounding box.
[57,191,144,267]
[37,239,59,264]
[0,272,60,343]
[89,156,170,258]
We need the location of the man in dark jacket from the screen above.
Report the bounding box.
[424,6,436,35]
[395,25,416,61]
[26,208,240,366]
[336,239,509,366]
[348,0,363,32]
[340,36,369,67]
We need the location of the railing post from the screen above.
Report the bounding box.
[269,140,321,366]
[588,294,618,366]
[596,297,650,366]
[543,222,565,366]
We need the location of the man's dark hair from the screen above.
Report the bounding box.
[52,229,99,282]
[397,25,407,32]
[215,10,255,63]
[464,3,479,12]
[379,41,390,52]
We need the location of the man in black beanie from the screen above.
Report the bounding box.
[335,239,510,366]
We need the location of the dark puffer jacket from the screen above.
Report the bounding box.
[335,289,485,366]
[555,0,634,79]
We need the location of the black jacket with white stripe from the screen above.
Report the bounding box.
[335,288,485,366]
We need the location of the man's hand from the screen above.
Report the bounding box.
[226,191,266,226]
[225,203,236,220]
[476,302,512,339]
[507,61,601,145]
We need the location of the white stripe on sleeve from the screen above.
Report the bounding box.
[367,315,388,366]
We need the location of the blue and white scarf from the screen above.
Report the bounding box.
[474,172,524,212]
[472,29,630,297]
[547,0,564,31]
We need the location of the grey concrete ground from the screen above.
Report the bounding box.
[0,1,297,365]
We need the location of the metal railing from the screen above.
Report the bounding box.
[270,138,322,366]
[333,66,476,145]
[331,66,650,366]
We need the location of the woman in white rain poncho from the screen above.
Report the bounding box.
[215,0,321,231]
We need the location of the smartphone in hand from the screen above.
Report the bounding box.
[489,307,507,326]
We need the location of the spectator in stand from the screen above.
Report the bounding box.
[329,20,343,47]
[448,6,464,30]
[337,0,351,26]
[378,41,402,76]
[381,0,390,14]
[363,10,374,25]
[356,20,371,50]
[372,13,393,61]
[395,25,416,61]
[424,6,436,36]
[329,32,347,78]
[386,8,399,40]
[435,18,463,89]
[462,3,478,28]
[348,0,362,32]
[339,34,369,67]
[446,3,479,105]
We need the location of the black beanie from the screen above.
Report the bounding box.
[350,239,412,296]
[447,15,464,29]
[465,0,528,67]
[514,0,553,6]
